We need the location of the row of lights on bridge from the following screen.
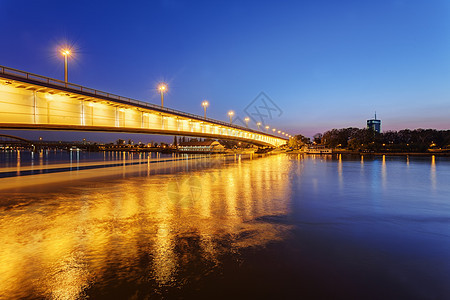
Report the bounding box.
[59,47,292,139]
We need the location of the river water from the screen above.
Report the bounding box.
[0,151,449,299]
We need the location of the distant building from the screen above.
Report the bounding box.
[367,113,381,133]
[178,140,225,153]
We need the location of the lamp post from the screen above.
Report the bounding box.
[272,128,276,133]
[228,111,234,124]
[256,122,261,130]
[158,83,167,108]
[265,125,270,132]
[202,100,209,118]
[61,49,71,83]
[244,117,250,127]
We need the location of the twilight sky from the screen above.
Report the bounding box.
[1,0,449,141]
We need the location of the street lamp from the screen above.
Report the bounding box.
[265,125,270,132]
[202,100,209,118]
[158,83,168,108]
[256,122,261,130]
[228,110,234,124]
[272,128,276,132]
[244,117,250,127]
[61,48,71,82]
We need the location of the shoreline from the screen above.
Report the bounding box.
[289,150,450,156]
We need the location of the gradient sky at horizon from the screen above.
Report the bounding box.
[1,0,449,142]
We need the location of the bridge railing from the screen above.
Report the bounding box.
[0,65,286,141]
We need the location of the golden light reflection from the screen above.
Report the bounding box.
[0,155,292,298]
[381,155,387,188]
[338,154,343,189]
[431,155,436,191]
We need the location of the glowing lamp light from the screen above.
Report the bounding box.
[60,47,72,83]
[244,117,250,127]
[158,83,168,107]
[201,100,209,118]
[61,49,71,56]
[228,110,234,124]
[158,83,167,93]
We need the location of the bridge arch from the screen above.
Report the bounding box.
[0,134,32,144]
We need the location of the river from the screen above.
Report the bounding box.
[0,151,449,299]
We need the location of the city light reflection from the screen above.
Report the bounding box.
[431,155,436,191]
[0,155,292,298]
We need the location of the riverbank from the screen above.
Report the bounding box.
[289,149,450,156]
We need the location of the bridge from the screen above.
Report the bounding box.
[0,65,287,147]
[0,133,33,147]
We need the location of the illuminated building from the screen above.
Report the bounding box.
[367,113,381,133]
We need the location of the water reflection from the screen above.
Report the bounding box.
[431,155,436,191]
[0,155,292,299]
[381,155,387,188]
[16,150,20,176]
[338,154,343,189]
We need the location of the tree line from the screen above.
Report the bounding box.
[290,128,450,152]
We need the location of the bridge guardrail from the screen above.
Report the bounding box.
[0,65,286,140]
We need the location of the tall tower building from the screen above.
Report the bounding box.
[367,112,381,133]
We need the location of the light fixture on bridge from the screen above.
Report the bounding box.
[158,83,168,108]
[256,122,261,130]
[60,48,72,83]
[265,125,270,132]
[244,117,250,127]
[278,130,281,134]
[228,110,234,124]
[272,128,276,132]
[202,100,209,118]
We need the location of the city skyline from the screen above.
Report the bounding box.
[1,0,449,141]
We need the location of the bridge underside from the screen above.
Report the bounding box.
[0,123,276,147]
[0,66,287,147]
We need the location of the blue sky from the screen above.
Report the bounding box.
[1,0,449,141]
